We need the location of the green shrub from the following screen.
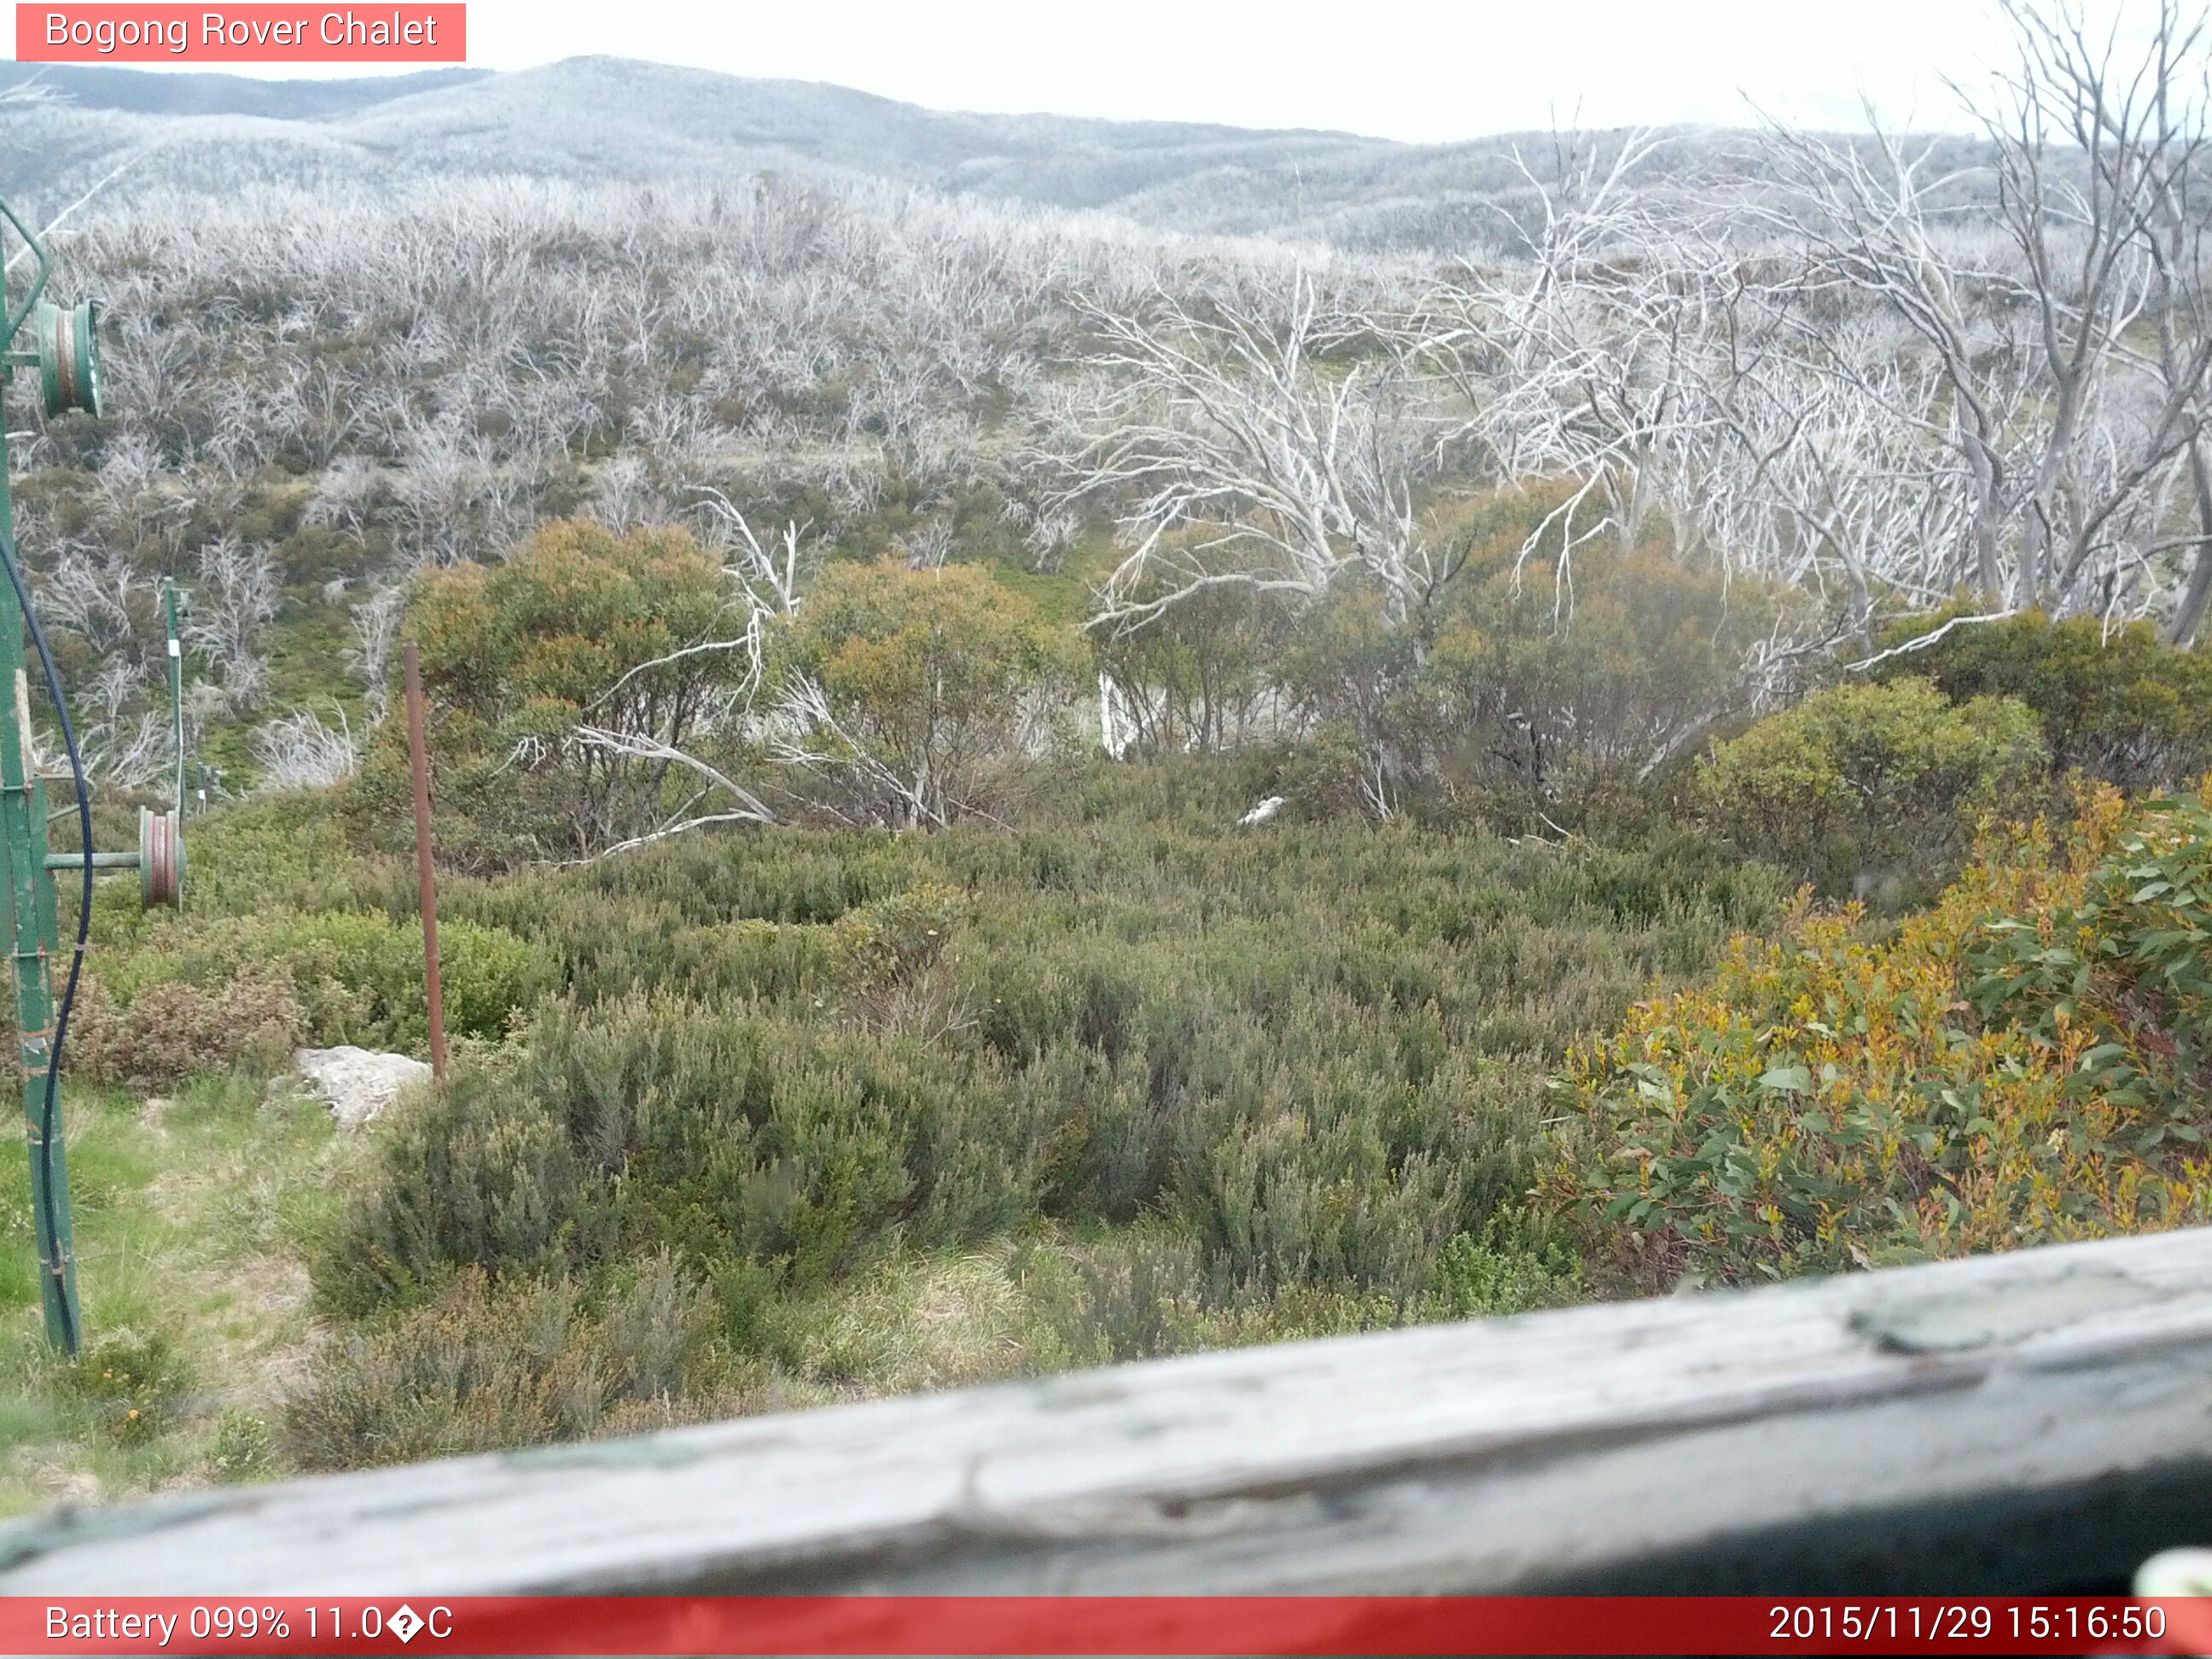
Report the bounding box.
[276,765,1794,1464]
[167,796,391,920]
[1420,541,1791,811]
[601,1252,715,1400]
[1272,504,1798,819]
[776,557,1082,826]
[319,990,1043,1313]
[1418,1219,1583,1320]
[323,803,1770,1348]
[69,1330,189,1446]
[1563,785,2212,1294]
[1693,678,2048,903]
[1965,789,2212,1121]
[78,794,398,958]
[1267,724,1375,822]
[1092,578,1294,754]
[1278,582,1426,812]
[827,882,968,1034]
[1878,609,2212,792]
[1032,1229,1213,1365]
[316,1064,602,1315]
[94,909,550,1054]
[283,1265,718,1471]
[68,970,301,1089]
[208,1410,274,1481]
[349,518,754,870]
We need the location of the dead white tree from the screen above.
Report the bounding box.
[2075,0,2212,643]
[252,705,359,790]
[1420,131,1732,580]
[765,675,956,830]
[679,488,811,697]
[344,584,405,721]
[1982,0,2212,614]
[1753,1,2212,632]
[564,725,775,860]
[897,515,958,571]
[1054,273,1460,635]
[73,657,170,788]
[186,535,278,713]
[538,492,818,860]
[41,550,145,657]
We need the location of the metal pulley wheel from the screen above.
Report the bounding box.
[36,300,102,420]
[138,806,183,909]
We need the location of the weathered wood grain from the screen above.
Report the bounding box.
[8,1227,2212,1593]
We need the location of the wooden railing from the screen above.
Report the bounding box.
[7,1227,2212,1594]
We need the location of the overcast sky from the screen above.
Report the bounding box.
[427,0,2035,138]
[86,0,2073,142]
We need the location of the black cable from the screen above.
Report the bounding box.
[0,527,87,1359]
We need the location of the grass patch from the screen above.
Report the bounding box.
[0,1071,346,1516]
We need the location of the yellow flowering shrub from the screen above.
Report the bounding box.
[1563,783,2212,1292]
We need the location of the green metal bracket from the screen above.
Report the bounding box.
[0,196,49,340]
[44,853,137,870]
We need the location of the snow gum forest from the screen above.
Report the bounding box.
[5,3,2212,1506]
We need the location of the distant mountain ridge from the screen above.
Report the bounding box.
[1,61,489,118]
[0,55,1892,251]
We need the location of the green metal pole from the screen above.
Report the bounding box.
[0,422,75,1353]
[0,194,111,1357]
[163,579,183,821]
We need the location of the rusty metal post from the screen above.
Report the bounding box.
[403,642,449,1081]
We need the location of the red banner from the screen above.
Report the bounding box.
[3,1597,2210,1656]
[15,5,464,63]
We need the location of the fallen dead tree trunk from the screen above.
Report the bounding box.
[7,1227,2212,1594]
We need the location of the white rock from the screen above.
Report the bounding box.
[293,1045,434,1127]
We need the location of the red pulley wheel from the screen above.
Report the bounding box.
[138,807,183,909]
